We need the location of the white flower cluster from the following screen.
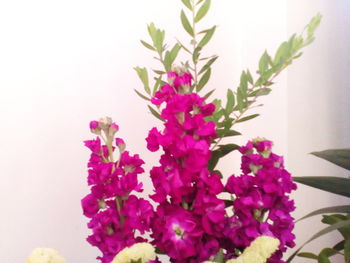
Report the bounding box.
[112,242,156,263]
[227,236,280,263]
[27,248,67,263]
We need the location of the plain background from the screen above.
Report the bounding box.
[0,0,349,262]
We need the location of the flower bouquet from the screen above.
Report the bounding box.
[28,1,321,263]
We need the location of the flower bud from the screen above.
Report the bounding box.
[89,120,101,135]
[99,117,113,131]
[108,122,119,137]
[115,138,126,152]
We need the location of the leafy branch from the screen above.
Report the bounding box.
[134,0,219,120]
[207,14,322,171]
[179,0,217,93]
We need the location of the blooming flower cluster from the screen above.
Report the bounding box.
[111,242,157,263]
[82,72,297,263]
[146,71,226,262]
[224,139,297,263]
[227,236,280,263]
[27,248,67,263]
[82,118,154,263]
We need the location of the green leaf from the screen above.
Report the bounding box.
[216,129,241,138]
[140,40,155,51]
[311,149,350,171]
[318,251,331,263]
[198,26,216,47]
[319,248,340,258]
[217,144,240,155]
[134,89,150,101]
[240,71,248,94]
[181,10,194,37]
[208,144,240,171]
[164,44,180,71]
[134,67,150,94]
[147,23,157,40]
[297,206,350,222]
[204,89,215,99]
[225,88,235,114]
[148,105,164,122]
[170,43,181,62]
[199,56,218,74]
[236,114,260,123]
[153,76,162,95]
[192,46,202,64]
[197,68,211,92]
[287,219,350,263]
[298,252,318,260]
[293,176,350,197]
[208,152,220,171]
[333,240,345,251]
[153,69,165,75]
[249,88,272,97]
[259,51,271,74]
[273,41,289,66]
[345,238,350,263]
[307,13,322,39]
[246,70,254,84]
[195,0,211,23]
[164,51,172,71]
[214,248,224,263]
[181,0,192,10]
[154,29,165,54]
[236,88,244,112]
[322,214,350,239]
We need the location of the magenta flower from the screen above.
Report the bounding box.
[152,204,203,260]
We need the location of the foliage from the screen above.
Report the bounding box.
[134,0,321,170]
[288,149,350,263]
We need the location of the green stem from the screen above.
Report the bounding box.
[191,0,198,87]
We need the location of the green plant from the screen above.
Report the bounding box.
[288,149,350,263]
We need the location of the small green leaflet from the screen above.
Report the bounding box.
[199,55,218,74]
[198,26,216,47]
[195,0,211,23]
[225,88,234,114]
[236,114,260,123]
[148,105,164,122]
[181,0,192,10]
[134,67,150,94]
[180,10,194,37]
[134,89,150,101]
[140,40,155,51]
[196,68,211,92]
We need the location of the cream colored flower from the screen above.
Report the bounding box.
[27,248,67,263]
[227,236,280,263]
[112,242,156,263]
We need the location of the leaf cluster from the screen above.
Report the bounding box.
[206,13,322,171]
[288,149,350,263]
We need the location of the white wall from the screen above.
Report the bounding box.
[287,0,350,260]
[0,0,348,262]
